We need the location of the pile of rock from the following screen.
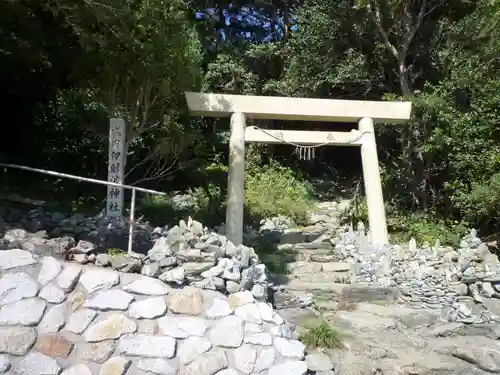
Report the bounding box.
[0,208,270,299]
[334,224,500,324]
[0,249,315,375]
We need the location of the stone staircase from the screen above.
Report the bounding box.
[266,200,400,326]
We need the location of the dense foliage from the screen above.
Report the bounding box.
[1,0,499,242]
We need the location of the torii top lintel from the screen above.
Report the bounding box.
[184,92,412,124]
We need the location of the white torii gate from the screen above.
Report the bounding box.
[185,92,412,248]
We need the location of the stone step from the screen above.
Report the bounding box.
[282,280,400,304]
[286,261,356,274]
[290,271,353,283]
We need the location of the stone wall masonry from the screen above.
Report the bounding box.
[0,250,313,375]
[0,207,270,301]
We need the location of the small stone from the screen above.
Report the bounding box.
[35,333,74,357]
[225,281,241,294]
[205,298,233,319]
[0,327,37,355]
[274,337,305,359]
[228,291,254,309]
[233,345,257,374]
[141,263,161,278]
[268,361,307,375]
[158,316,210,338]
[137,358,177,375]
[235,304,262,324]
[251,284,266,300]
[61,364,93,375]
[257,302,274,322]
[168,287,204,315]
[39,283,66,304]
[0,298,46,326]
[122,277,171,295]
[38,303,67,333]
[109,255,142,273]
[305,353,334,371]
[16,352,62,375]
[0,355,10,374]
[66,309,97,334]
[254,347,276,372]
[38,257,63,286]
[245,332,273,346]
[118,334,176,358]
[76,341,115,363]
[0,249,37,270]
[99,356,131,375]
[209,316,244,348]
[0,272,39,306]
[84,289,134,311]
[129,297,168,319]
[56,264,82,292]
[179,336,212,365]
[80,268,120,293]
[159,266,185,284]
[96,253,110,266]
[178,351,228,375]
[84,314,137,342]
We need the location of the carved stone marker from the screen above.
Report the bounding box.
[107,118,126,217]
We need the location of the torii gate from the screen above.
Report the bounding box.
[185,92,412,248]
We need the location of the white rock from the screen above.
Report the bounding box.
[16,352,61,375]
[39,283,66,304]
[268,361,307,375]
[201,265,224,278]
[118,334,176,358]
[245,332,273,346]
[0,298,46,326]
[205,298,233,319]
[66,309,97,334]
[84,289,134,311]
[178,351,228,375]
[129,297,167,319]
[305,353,334,371]
[158,316,210,338]
[38,257,62,285]
[228,291,254,309]
[235,303,262,324]
[38,303,67,333]
[209,315,244,348]
[254,347,277,372]
[0,249,37,270]
[61,364,93,375]
[122,277,171,295]
[257,302,274,322]
[137,358,177,375]
[99,356,131,375]
[56,265,82,292]
[159,267,185,284]
[84,314,137,342]
[80,268,120,293]
[233,345,257,374]
[214,370,239,375]
[179,336,212,365]
[274,337,305,359]
[0,272,39,306]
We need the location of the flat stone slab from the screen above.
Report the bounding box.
[341,285,400,303]
[0,298,46,326]
[0,249,38,270]
[84,290,135,311]
[117,334,176,358]
[0,272,39,306]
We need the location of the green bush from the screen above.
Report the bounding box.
[299,319,343,349]
[245,163,315,225]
